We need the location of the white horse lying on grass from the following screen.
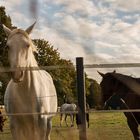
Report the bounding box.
[3,22,57,140]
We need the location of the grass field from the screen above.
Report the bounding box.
[0,112,134,140]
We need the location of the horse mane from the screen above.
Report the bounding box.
[111,72,140,96]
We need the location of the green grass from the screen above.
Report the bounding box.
[0,112,134,140]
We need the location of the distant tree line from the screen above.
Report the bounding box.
[0,6,101,108]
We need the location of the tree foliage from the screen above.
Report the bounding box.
[87,79,102,108]
[0,6,12,66]
[0,6,13,104]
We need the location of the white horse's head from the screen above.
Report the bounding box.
[3,22,37,82]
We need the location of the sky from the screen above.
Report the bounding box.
[1,0,140,82]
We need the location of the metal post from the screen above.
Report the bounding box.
[76,57,87,140]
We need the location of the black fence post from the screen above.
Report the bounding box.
[76,57,87,140]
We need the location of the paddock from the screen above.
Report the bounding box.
[0,110,135,140]
[1,0,140,139]
[0,59,140,140]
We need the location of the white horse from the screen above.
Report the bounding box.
[3,22,57,140]
[60,103,76,127]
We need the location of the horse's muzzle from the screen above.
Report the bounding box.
[11,71,24,83]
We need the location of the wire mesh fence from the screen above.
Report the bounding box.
[0,62,140,140]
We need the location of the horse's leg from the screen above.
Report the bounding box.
[86,113,89,128]
[10,124,27,140]
[65,114,68,127]
[127,119,140,140]
[125,113,140,140]
[70,114,74,127]
[69,114,72,127]
[60,114,63,127]
[9,117,23,140]
[45,118,52,140]
[10,123,18,140]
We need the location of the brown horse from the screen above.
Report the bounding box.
[98,71,140,140]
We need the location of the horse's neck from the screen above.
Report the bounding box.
[22,51,39,89]
[27,51,38,67]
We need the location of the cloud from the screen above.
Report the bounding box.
[1,0,22,8]
[104,0,140,12]
[32,25,87,63]
[47,0,98,16]
[1,0,36,27]
[2,0,140,81]
[114,0,140,11]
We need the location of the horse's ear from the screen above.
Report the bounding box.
[25,22,36,34]
[113,70,116,73]
[97,71,105,77]
[2,24,12,36]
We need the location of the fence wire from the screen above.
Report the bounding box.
[0,65,74,72]
[0,109,140,117]
[0,62,140,115]
[84,63,140,68]
[0,62,140,72]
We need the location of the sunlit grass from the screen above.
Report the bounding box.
[0,112,134,140]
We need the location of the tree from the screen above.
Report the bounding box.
[0,6,13,104]
[87,79,102,108]
[0,6,12,66]
[33,39,60,66]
